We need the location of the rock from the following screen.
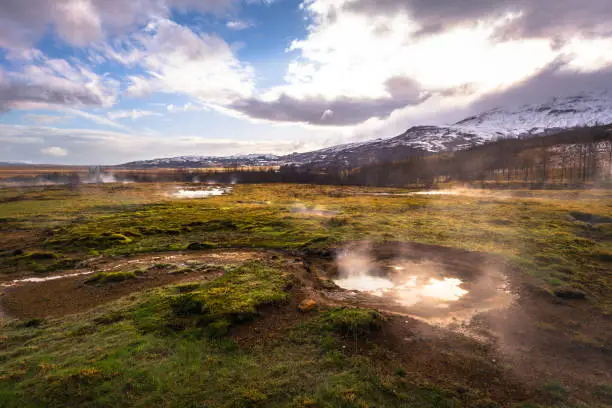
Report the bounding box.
[298,298,317,312]
[554,287,587,300]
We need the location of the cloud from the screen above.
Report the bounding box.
[469,62,612,111]
[107,109,161,120]
[0,51,118,112]
[320,109,333,120]
[344,0,612,41]
[124,76,157,98]
[103,18,254,104]
[166,102,208,112]
[23,114,70,125]
[228,82,429,126]
[0,0,243,48]
[41,146,68,157]
[226,20,253,30]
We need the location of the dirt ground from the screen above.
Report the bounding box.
[0,250,264,319]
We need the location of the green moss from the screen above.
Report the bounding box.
[542,380,569,402]
[132,261,290,338]
[593,384,612,402]
[320,307,384,337]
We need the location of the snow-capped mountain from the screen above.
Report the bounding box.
[119,91,612,169]
[282,90,612,169]
[120,154,282,168]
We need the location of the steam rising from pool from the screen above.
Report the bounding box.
[332,244,514,324]
[334,247,469,306]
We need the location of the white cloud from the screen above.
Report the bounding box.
[226,20,253,30]
[103,18,254,104]
[23,114,70,125]
[124,76,157,98]
[41,146,69,157]
[166,102,208,112]
[320,109,334,120]
[60,108,127,129]
[107,109,161,120]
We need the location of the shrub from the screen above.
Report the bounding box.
[19,318,44,328]
[85,271,138,285]
[27,251,58,260]
[320,307,384,336]
[186,242,217,250]
[327,217,349,227]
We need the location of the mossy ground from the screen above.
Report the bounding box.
[0,261,459,408]
[1,183,611,407]
[2,184,610,308]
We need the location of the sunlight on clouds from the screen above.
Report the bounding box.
[41,146,69,157]
[562,38,612,73]
[284,5,554,99]
[103,18,254,105]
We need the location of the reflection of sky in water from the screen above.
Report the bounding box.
[173,187,231,198]
[334,275,395,292]
[334,274,468,307]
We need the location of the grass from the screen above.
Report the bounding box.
[1,183,612,407]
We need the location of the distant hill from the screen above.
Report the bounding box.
[118,154,282,169]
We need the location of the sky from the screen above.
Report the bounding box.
[1,0,612,164]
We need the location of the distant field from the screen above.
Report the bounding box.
[1,183,611,407]
[0,166,88,178]
[0,166,280,181]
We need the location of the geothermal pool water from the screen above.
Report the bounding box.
[173,187,231,198]
[334,273,469,307]
[331,245,515,325]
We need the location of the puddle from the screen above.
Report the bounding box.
[172,186,232,198]
[331,243,515,326]
[409,190,459,196]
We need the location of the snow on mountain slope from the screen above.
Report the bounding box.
[120,154,282,168]
[453,90,612,139]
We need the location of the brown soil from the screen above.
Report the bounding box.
[231,256,317,347]
[0,250,266,319]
